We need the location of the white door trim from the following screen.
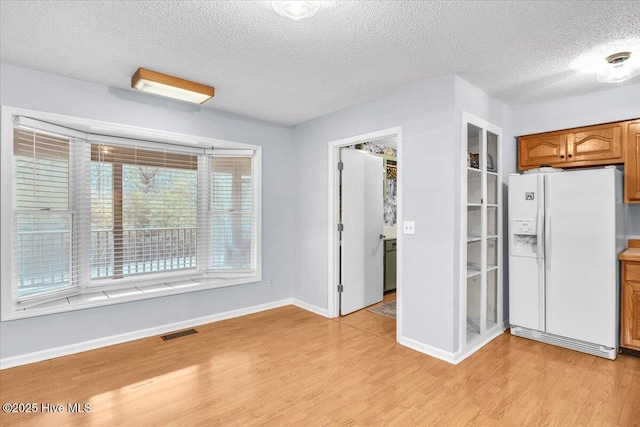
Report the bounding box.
[327,127,403,339]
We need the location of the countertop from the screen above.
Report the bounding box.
[619,248,640,262]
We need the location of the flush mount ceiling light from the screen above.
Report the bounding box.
[131,68,215,104]
[596,52,640,83]
[271,1,333,21]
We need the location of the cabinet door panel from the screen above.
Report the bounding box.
[568,123,623,163]
[626,263,640,281]
[622,272,640,350]
[518,133,566,169]
[626,121,640,203]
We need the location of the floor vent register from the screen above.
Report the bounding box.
[161,328,198,341]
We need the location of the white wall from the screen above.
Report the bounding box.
[513,83,640,237]
[0,63,296,359]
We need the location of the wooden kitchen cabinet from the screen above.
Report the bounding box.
[619,240,640,352]
[624,119,640,203]
[519,122,624,170]
[518,132,567,168]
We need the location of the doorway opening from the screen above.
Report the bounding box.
[327,127,403,338]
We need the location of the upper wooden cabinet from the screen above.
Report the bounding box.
[519,132,567,168]
[519,122,624,170]
[568,123,623,163]
[625,119,640,203]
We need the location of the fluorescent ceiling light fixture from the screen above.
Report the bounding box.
[131,68,215,104]
[271,1,334,20]
[596,52,640,83]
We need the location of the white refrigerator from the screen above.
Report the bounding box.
[508,167,625,359]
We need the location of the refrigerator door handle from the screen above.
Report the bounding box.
[545,210,551,271]
[536,207,544,267]
[536,174,545,268]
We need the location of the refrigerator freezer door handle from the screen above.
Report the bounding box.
[536,174,545,269]
[545,210,551,271]
[536,208,544,267]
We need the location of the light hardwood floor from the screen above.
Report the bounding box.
[337,291,397,342]
[1,300,639,426]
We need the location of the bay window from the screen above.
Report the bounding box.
[1,109,261,319]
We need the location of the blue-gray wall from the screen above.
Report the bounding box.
[0,63,296,359]
[293,76,458,351]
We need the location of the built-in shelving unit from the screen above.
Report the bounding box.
[461,112,503,354]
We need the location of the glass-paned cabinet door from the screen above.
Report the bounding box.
[466,275,481,341]
[487,206,498,237]
[467,124,481,170]
[467,206,481,241]
[487,131,498,174]
[461,112,502,351]
[467,123,482,204]
[486,269,498,328]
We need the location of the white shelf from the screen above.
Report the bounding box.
[467,167,481,173]
[486,204,498,208]
[467,203,482,207]
[486,265,499,272]
[487,171,498,176]
[467,270,481,278]
[467,263,481,277]
[487,234,498,239]
[467,235,481,242]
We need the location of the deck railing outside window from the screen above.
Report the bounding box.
[91,226,197,278]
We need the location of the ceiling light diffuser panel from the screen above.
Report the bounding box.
[131,68,215,104]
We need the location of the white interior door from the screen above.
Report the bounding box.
[340,148,384,315]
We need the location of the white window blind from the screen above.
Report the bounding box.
[210,155,254,271]
[12,127,87,305]
[91,144,199,281]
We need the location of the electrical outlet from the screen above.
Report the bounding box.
[268,278,275,287]
[403,221,415,235]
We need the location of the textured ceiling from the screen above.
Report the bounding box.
[1,1,639,126]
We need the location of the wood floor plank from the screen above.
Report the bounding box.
[1,304,639,426]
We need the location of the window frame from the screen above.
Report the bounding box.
[0,106,262,321]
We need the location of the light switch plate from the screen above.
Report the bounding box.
[403,221,415,235]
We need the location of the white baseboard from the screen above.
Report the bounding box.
[0,298,293,370]
[399,326,506,366]
[292,299,331,318]
[398,335,457,364]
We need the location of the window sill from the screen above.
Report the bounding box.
[3,275,260,321]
